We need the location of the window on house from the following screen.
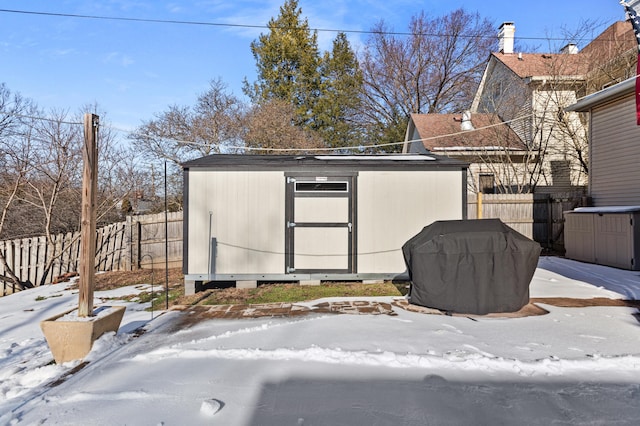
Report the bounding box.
[479,174,495,194]
[550,160,571,189]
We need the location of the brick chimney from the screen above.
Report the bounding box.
[498,22,515,54]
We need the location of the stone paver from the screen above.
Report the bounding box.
[170,297,638,327]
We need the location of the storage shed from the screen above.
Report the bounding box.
[181,154,468,294]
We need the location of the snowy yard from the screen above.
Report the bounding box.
[1,256,640,425]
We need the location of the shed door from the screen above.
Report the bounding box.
[285,175,356,274]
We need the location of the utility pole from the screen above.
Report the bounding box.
[78,113,99,317]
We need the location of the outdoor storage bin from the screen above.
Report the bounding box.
[564,206,640,270]
[402,219,541,315]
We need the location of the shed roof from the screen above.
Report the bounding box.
[408,113,526,152]
[182,153,468,171]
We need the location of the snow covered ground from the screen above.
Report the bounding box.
[1,256,640,425]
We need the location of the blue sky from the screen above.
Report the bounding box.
[0,1,626,133]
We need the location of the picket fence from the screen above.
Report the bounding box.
[1,212,183,295]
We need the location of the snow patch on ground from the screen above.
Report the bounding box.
[0,257,639,425]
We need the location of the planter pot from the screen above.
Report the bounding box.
[40,306,126,364]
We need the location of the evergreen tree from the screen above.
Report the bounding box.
[315,33,364,149]
[244,1,363,150]
[243,0,320,128]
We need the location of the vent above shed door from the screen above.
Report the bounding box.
[294,181,349,192]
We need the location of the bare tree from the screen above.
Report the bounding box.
[15,110,83,285]
[130,78,245,166]
[0,86,40,289]
[0,89,135,287]
[359,9,496,150]
[0,84,39,239]
[244,99,326,154]
[77,104,141,224]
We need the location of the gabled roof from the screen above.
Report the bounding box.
[408,113,526,152]
[492,52,588,79]
[493,21,635,80]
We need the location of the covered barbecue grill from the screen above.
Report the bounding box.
[402,219,541,315]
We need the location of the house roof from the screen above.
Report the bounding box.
[492,52,588,79]
[493,21,635,80]
[408,113,527,152]
[580,21,637,61]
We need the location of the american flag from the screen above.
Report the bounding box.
[621,0,640,124]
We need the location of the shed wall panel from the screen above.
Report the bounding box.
[357,170,463,273]
[591,95,640,206]
[187,171,285,274]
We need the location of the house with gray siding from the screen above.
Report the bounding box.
[563,77,640,270]
[566,77,640,206]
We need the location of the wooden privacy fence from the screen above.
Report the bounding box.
[1,211,183,293]
[468,192,584,251]
[126,211,183,270]
[0,222,126,294]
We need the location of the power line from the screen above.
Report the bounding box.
[0,7,614,42]
[0,111,82,126]
[1,108,535,152]
[131,113,534,153]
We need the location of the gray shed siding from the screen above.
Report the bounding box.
[357,170,464,273]
[186,171,285,275]
[590,94,640,206]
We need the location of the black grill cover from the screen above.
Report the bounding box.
[402,219,541,315]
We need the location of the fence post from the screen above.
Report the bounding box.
[136,221,142,269]
[124,215,132,271]
[547,195,552,249]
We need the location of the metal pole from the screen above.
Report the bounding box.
[164,161,169,310]
[208,211,213,274]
